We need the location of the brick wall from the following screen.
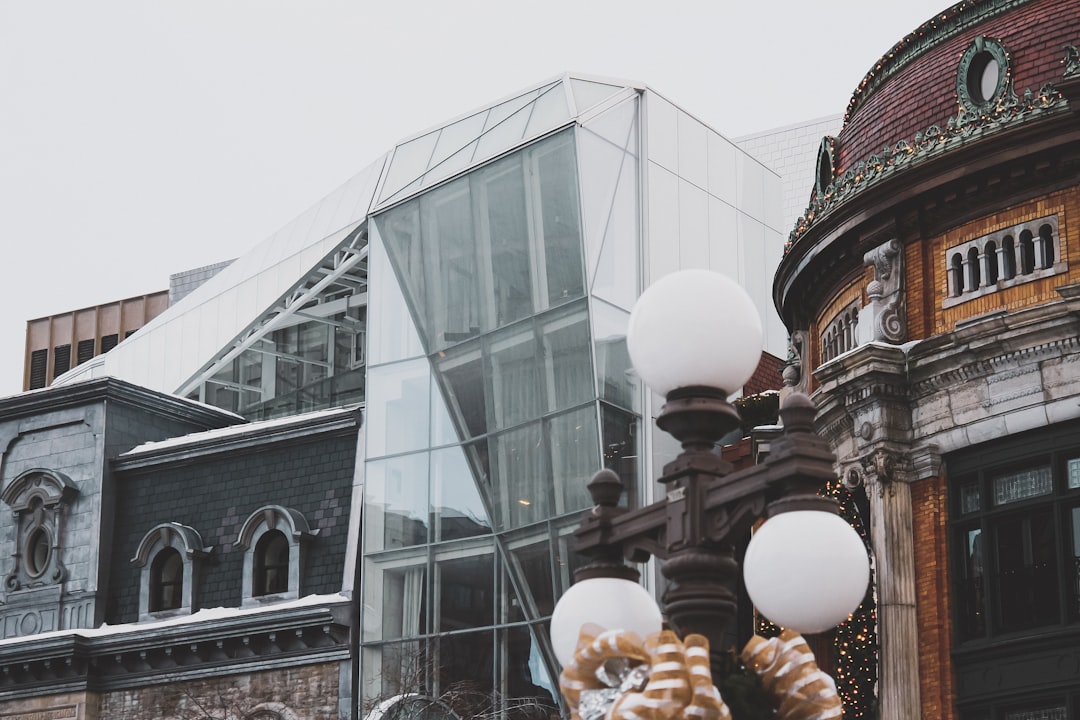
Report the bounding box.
[932,185,1079,333]
[911,475,957,720]
[98,662,342,719]
[838,0,1080,173]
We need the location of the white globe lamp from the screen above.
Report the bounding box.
[628,270,763,396]
[743,510,870,633]
[549,576,663,668]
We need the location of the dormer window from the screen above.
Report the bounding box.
[236,506,318,605]
[131,522,211,619]
[1,468,78,592]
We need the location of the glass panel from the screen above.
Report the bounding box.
[429,112,487,170]
[481,155,534,327]
[436,342,488,439]
[438,551,495,631]
[554,519,591,597]
[366,359,431,458]
[996,508,1059,631]
[524,83,570,138]
[361,640,426,702]
[959,527,985,639]
[549,406,599,518]
[570,78,623,115]
[475,103,532,163]
[1004,705,1067,720]
[488,325,542,431]
[602,403,639,507]
[576,127,625,286]
[363,553,428,641]
[484,87,542,131]
[377,201,431,345]
[491,422,548,530]
[534,134,586,308]
[505,531,556,619]
[430,377,459,448]
[592,301,637,412]
[961,481,981,514]
[431,446,491,541]
[382,131,439,200]
[542,307,592,414]
[591,151,640,311]
[1068,458,1080,489]
[365,453,430,551]
[437,630,494,696]
[498,625,559,715]
[422,139,479,191]
[993,466,1052,506]
[422,177,483,349]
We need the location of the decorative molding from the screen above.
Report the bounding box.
[782,330,811,395]
[789,83,1066,252]
[844,0,1032,125]
[863,239,906,344]
[956,36,1012,113]
[1065,45,1080,80]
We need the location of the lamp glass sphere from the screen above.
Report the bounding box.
[742,510,870,633]
[549,577,663,667]
[627,269,764,397]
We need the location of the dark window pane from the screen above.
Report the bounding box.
[150,548,183,612]
[438,631,494,696]
[960,527,985,639]
[76,339,95,365]
[506,537,555,619]
[254,530,290,596]
[438,554,494,631]
[996,509,1058,631]
[53,344,71,376]
[101,334,119,353]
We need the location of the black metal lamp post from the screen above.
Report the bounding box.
[549,270,869,684]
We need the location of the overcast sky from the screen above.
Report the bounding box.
[0,0,951,397]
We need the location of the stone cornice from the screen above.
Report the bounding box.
[0,378,241,429]
[112,406,362,471]
[0,600,351,698]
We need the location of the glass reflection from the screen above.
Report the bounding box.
[602,403,639,506]
[506,534,556,619]
[592,301,637,412]
[438,631,494,696]
[499,625,559,718]
[549,407,598,517]
[491,422,548,529]
[366,359,430,459]
[364,556,428,641]
[431,446,491,541]
[365,453,430,551]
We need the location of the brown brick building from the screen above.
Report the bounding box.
[775,1,1080,718]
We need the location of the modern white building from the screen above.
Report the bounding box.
[45,73,786,714]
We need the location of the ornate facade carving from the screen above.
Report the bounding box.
[862,239,906,344]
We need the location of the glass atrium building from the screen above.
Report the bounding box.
[54,74,783,712]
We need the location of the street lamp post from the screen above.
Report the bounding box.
[549,270,869,687]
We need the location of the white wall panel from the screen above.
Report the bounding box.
[677,180,709,270]
[645,92,678,174]
[708,197,740,282]
[736,153,766,223]
[646,162,679,284]
[676,112,708,190]
[707,133,738,206]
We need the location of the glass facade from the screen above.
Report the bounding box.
[361,123,643,714]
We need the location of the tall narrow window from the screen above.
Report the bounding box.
[967,247,981,289]
[53,344,71,377]
[1019,230,1035,275]
[28,349,48,389]
[1039,224,1055,269]
[254,530,290,596]
[984,241,999,285]
[1001,236,1016,280]
[76,339,95,365]
[150,547,184,612]
[950,253,965,296]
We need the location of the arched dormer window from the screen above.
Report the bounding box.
[131,522,211,619]
[1,468,78,592]
[236,506,318,605]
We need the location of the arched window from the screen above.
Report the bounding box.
[254,530,290,597]
[1039,224,1055,268]
[950,253,965,296]
[967,247,981,290]
[236,506,318,605]
[131,522,210,619]
[150,547,184,612]
[984,241,999,285]
[1019,230,1035,275]
[1001,236,1016,280]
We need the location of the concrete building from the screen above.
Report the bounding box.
[1,74,786,719]
[774,1,1080,718]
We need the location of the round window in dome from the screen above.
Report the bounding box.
[957,37,1009,109]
